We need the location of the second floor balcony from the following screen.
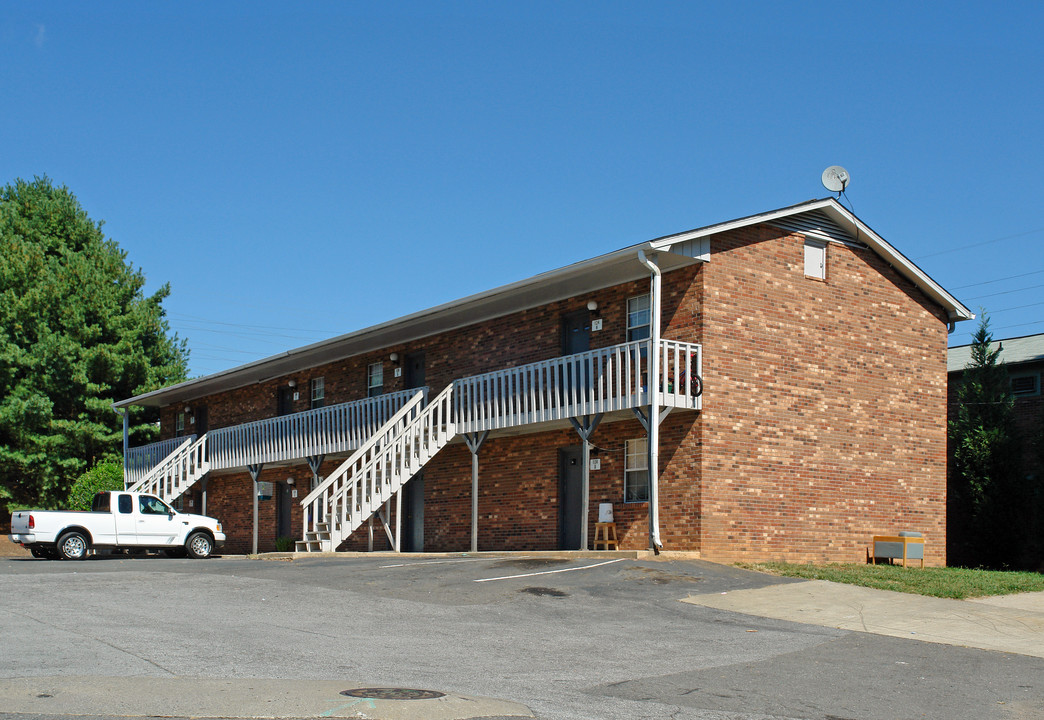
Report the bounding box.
[125,339,702,482]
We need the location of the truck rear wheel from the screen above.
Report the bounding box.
[186,532,213,559]
[57,531,89,560]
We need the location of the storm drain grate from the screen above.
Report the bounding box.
[340,688,446,700]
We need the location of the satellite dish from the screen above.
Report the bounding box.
[821,165,850,194]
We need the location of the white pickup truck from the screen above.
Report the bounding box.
[9,491,225,560]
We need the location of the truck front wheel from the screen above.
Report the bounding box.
[57,531,89,561]
[186,532,213,559]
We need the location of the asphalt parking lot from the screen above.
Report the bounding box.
[1,552,1042,720]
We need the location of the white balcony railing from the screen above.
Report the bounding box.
[206,387,422,471]
[453,339,701,434]
[125,435,196,487]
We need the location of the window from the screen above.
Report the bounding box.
[627,295,651,342]
[175,412,185,436]
[117,494,133,514]
[368,362,384,397]
[139,495,171,515]
[624,437,649,503]
[804,240,827,280]
[1011,374,1040,397]
[311,377,325,409]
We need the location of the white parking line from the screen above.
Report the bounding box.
[474,558,626,583]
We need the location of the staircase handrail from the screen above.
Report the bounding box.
[301,383,455,548]
[300,388,428,507]
[128,433,209,497]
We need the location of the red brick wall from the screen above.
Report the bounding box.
[697,226,950,564]
[155,223,951,562]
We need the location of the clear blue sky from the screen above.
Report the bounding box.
[3,2,1042,377]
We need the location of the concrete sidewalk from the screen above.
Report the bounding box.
[682,580,1044,658]
[0,677,533,719]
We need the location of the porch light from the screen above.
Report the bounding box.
[288,379,296,388]
[389,352,400,363]
[587,300,598,312]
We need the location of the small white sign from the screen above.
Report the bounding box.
[394,367,403,378]
[591,319,603,331]
[589,458,601,470]
[292,489,298,498]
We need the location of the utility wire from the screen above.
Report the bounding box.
[915,226,1044,259]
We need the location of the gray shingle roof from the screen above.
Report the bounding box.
[948,332,1044,373]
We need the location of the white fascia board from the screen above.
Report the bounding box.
[815,201,974,323]
[647,197,974,323]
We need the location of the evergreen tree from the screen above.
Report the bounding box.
[0,177,189,514]
[948,314,1021,567]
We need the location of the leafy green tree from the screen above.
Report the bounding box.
[67,460,125,511]
[948,314,1022,567]
[0,177,189,515]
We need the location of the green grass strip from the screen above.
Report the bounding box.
[737,562,1044,599]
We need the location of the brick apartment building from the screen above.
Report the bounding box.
[115,198,973,564]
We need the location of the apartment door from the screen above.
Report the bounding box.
[561,311,591,355]
[404,352,426,390]
[401,473,424,552]
[558,447,584,550]
[194,406,208,435]
[276,482,293,540]
[561,311,591,405]
[277,387,293,416]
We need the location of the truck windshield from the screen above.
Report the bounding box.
[139,495,173,515]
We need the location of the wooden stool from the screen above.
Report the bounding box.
[593,522,618,550]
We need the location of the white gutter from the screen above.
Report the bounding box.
[637,247,663,551]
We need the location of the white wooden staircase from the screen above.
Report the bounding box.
[127,434,210,503]
[298,385,456,552]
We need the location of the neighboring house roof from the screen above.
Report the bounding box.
[948,332,1044,373]
[117,198,974,409]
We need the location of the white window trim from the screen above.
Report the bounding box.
[311,377,325,408]
[368,362,384,397]
[624,437,649,503]
[1011,373,1040,397]
[627,294,651,343]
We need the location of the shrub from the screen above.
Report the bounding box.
[67,461,125,511]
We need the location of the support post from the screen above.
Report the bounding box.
[569,415,602,551]
[463,431,490,553]
[247,464,264,555]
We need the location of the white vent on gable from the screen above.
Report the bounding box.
[772,209,864,248]
[1011,374,1040,396]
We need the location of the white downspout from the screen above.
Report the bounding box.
[637,248,663,550]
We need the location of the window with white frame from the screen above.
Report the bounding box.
[367,362,384,397]
[804,239,827,280]
[311,377,325,409]
[627,294,650,342]
[624,437,649,503]
[1011,373,1040,397]
[175,412,185,436]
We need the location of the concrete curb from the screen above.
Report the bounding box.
[0,676,534,719]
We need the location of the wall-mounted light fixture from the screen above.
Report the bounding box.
[389,352,400,363]
[286,477,295,486]
[288,379,296,388]
[587,300,599,312]
[184,405,192,414]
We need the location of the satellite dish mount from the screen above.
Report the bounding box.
[821,165,850,197]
